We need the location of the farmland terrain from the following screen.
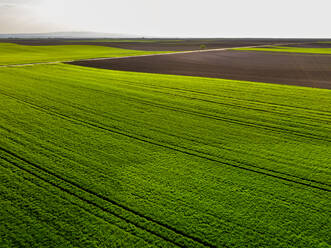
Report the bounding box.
[0,40,330,247]
[235,46,331,54]
[0,43,169,66]
[70,49,331,89]
[1,38,327,51]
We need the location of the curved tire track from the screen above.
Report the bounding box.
[1,91,330,192]
[0,148,216,248]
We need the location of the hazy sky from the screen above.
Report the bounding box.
[0,0,330,37]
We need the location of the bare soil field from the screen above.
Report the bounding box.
[0,38,325,51]
[69,50,331,89]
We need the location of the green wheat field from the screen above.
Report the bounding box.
[0,44,330,248]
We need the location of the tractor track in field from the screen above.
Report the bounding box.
[47,65,331,117]
[43,67,331,122]
[39,68,331,127]
[1,151,291,248]
[0,148,217,248]
[2,120,328,222]
[17,87,329,190]
[110,79,331,125]
[0,157,184,248]
[60,62,331,119]
[1,120,329,248]
[45,81,331,144]
[32,97,328,189]
[14,64,331,126]
[1,90,330,191]
[0,121,327,215]
[0,138,322,248]
[0,129,308,248]
[123,94,331,142]
[0,158,166,247]
[0,123,326,248]
[0,91,330,192]
[21,72,329,144]
[120,80,331,118]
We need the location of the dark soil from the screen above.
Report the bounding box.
[69,50,331,89]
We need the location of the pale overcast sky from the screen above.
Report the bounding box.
[0,0,330,37]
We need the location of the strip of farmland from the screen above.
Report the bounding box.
[0,38,309,51]
[234,46,331,54]
[69,50,331,89]
[0,64,330,247]
[0,43,169,66]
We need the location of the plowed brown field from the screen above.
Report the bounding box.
[69,50,331,89]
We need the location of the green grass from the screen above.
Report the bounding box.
[0,63,330,247]
[234,46,331,54]
[0,43,170,65]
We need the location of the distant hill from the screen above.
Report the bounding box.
[0,32,140,39]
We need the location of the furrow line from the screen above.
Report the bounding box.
[0,148,215,248]
[22,91,329,186]
[125,83,331,126]
[1,123,327,215]
[118,96,331,143]
[0,159,166,248]
[50,74,331,126]
[2,123,328,219]
[2,91,329,192]
[16,66,331,122]
[103,77,331,118]
[30,95,329,188]
[40,83,330,142]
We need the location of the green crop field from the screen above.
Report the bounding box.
[0,43,169,65]
[234,46,331,54]
[0,62,330,247]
